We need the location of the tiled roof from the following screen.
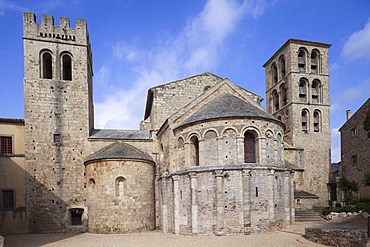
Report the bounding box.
[89,129,151,140]
[177,93,281,128]
[294,190,319,199]
[0,118,24,124]
[84,142,153,164]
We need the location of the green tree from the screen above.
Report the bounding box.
[364,109,370,138]
[338,176,359,205]
[364,172,370,187]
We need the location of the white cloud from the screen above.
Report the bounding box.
[331,128,340,139]
[331,147,341,163]
[331,77,370,113]
[0,0,27,15]
[342,18,370,60]
[95,0,273,129]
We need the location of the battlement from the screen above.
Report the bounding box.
[23,12,89,45]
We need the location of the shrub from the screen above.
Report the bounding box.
[335,202,342,208]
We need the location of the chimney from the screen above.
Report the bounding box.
[346,110,351,120]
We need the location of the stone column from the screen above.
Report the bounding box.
[189,172,198,235]
[242,169,251,234]
[283,171,291,227]
[217,137,223,165]
[267,169,275,231]
[215,169,224,235]
[236,136,244,163]
[290,171,295,223]
[198,139,204,166]
[184,142,190,167]
[258,137,266,163]
[173,175,180,235]
[160,176,168,233]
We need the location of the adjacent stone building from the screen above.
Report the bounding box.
[340,98,370,197]
[0,118,27,234]
[0,12,332,235]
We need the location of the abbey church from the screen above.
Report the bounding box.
[0,12,331,235]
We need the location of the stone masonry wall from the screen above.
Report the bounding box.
[23,13,93,233]
[341,99,370,197]
[85,159,155,233]
[159,165,294,235]
[264,40,331,206]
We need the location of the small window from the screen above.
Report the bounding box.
[302,111,308,132]
[1,189,15,209]
[42,52,53,79]
[273,90,279,111]
[299,79,307,102]
[351,127,357,136]
[313,111,320,132]
[272,63,278,84]
[312,80,320,103]
[54,134,61,143]
[62,54,72,80]
[279,55,286,78]
[298,49,306,73]
[115,177,125,197]
[1,136,12,154]
[255,187,259,197]
[351,155,358,164]
[280,84,287,107]
[190,136,199,166]
[311,50,319,74]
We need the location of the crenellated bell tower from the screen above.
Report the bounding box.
[263,39,331,206]
[23,12,93,232]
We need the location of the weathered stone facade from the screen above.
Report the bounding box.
[263,39,331,207]
[0,13,332,235]
[340,98,370,197]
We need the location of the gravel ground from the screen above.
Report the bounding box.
[4,221,328,247]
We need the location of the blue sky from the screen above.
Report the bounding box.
[0,0,370,163]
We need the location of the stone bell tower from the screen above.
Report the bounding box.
[263,39,331,206]
[23,12,93,232]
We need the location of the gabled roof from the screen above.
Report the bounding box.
[84,142,153,164]
[176,93,282,129]
[339,98,370,132]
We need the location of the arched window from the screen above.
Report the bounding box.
[299,79,307,102]
[311,79,321,103]
[298,49,306,73]
[244,132,256,163]
[302,110,309,132]
[313,111,320,132]
[311,50,319,74]
[273,90,279,111]
[280,83,287,107]
[272,63,278,84]
[279,55,286,78]
[115,177,125,197]
[190,136,199,166]
[62,53,72,80]
[41,51,53,79]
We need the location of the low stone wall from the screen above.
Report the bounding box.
[305,227,368,247]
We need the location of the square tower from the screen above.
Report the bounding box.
[263,39,331,206]
[23,12,93,233]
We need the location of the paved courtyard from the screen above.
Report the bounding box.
[4,221,328,247]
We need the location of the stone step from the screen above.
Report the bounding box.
[295,209,324,221]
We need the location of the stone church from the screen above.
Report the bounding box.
[0,12,331,235]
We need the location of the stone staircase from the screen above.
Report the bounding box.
[295,207,324,221]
